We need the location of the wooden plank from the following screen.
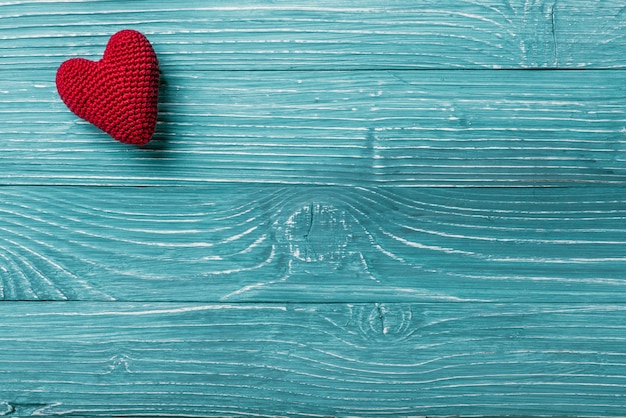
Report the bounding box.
[0,0,624,70]
[1,301,625,417]
[1,70,625,187]
[2,185,626,302]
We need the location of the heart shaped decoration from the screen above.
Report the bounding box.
[56,30,160,145]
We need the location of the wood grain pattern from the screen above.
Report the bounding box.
[1,0,624,70]
[2,70,626,187]
[1,302,626,417]
[1,0,626,415]
[2,186,625,303]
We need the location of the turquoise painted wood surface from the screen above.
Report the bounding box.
[1,0,625,416]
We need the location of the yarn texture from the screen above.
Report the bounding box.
[56,30,160,145]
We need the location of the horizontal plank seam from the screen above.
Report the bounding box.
[3,300,626,305]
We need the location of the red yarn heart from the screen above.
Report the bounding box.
[56,30,160,145]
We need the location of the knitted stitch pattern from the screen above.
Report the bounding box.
[56,30,160,145]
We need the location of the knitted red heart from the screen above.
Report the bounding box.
[56,30,160,145]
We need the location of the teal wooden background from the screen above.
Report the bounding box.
[1,0,625,416]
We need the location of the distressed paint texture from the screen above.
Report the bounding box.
[0,0,625,416]
[2,303,626,417]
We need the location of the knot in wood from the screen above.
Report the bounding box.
[282,202,353,263]
[356,303,421,342]
[0,402,14,416]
